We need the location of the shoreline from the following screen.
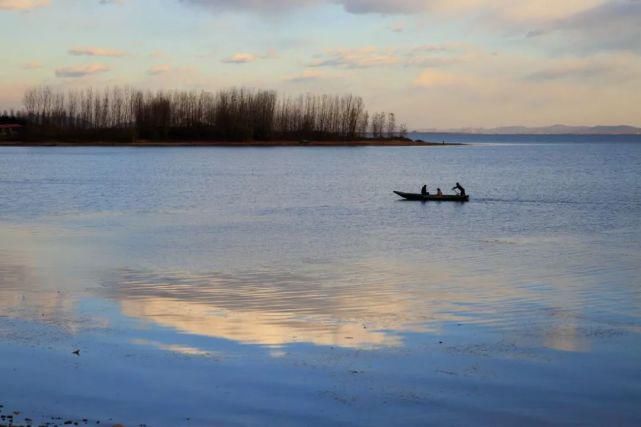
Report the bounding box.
[0,139,462,147]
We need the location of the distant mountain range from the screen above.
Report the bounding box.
[414,125,641,135]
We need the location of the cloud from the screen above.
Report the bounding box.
[309,44,468,69]
[69,47,127,57]
[389,21,406,33]
[526,61,611,82]
[339,0,427,14]
[0,0,49,10]
[149,50,168,59]
[55,63,110,78]
[221,50,277,64]
[400,48,641,128]
[413,69,472,88]
[180,0,427,14]
[148,64,172,75]
[178,0,640,53]
[472,0,607,23]
[180,0,317,13]
[525,53,640,82]
[429,1,641,54]
[544,0,641,52]
[526,29,546,38]
[309,47,400,68]
[221,53,257,64]
[178,0,610,18]
[22,61,43,70]
[285,69,327,82]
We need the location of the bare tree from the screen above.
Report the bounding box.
[399,123,408,139]
[386,113,396,138]
[20,86,400,142]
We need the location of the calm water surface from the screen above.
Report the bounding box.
[1,141,641,426]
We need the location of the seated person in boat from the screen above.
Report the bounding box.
[436,188,443,196]
[452,182,466,196]
[421,185,429,196]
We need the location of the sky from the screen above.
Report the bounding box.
[0,0,640,128]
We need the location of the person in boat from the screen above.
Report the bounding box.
[436,188,443,196]
[452,182,466,196]
[421,185,429,196]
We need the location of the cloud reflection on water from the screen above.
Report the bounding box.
[99,258,599,352]
[130,338,221,358]
[0,222,624,354]
[0,254,75,324]
[106,266,426,349]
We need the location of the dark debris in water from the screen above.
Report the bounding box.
[0,403,135,427]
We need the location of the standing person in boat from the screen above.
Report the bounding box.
[421,185,429,196]
[436,188,443,196]
[452,182,466,196]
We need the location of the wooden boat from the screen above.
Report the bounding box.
[394,191,469,202]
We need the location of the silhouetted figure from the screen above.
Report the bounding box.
[452,182,466,196]
[421,185,428,196]
[437,188,443,196]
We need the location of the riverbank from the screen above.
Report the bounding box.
[0,139,459,147]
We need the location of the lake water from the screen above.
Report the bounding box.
[1,138,641,426]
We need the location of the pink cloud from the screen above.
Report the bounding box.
[69,47,127,57]
[55,63,110,78]
[0,0,49,10]
[222,53,258,64]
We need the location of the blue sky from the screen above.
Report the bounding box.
[1,0,640,128]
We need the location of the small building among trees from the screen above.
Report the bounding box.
[0,123,24,139]
[0,112,27,140]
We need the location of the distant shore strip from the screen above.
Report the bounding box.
[1,139,461,147]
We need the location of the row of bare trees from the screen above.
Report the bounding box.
[18,86,408,142]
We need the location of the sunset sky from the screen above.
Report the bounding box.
[1,0,640,128]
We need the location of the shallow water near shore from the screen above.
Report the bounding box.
[1,140,641,426]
